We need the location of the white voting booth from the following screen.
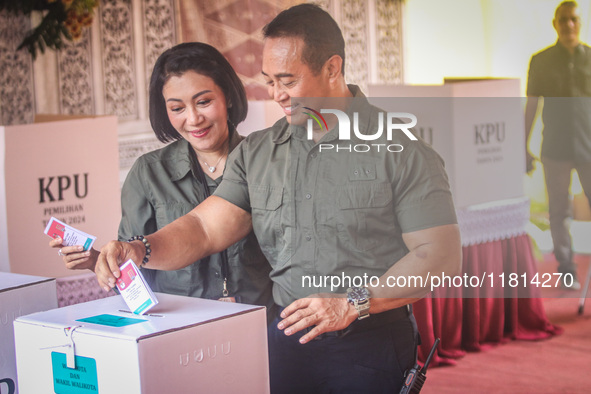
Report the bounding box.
[0,116,121,278]
[238,100,284,137]
[14,293,269,394]
[368,79,525,208]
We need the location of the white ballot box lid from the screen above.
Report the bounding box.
[0,272,56,292]
[15,292,265,341]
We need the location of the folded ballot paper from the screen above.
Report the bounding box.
[116,259,159,315]
[44,217,96,251]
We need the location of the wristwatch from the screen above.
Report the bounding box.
[346,286,371,320]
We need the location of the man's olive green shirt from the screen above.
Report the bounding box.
[215,86,457,307]
[119,130,274,309]
[527,42,591,162]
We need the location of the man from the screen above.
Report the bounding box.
[96,4,461,392]
[525,0,591,290]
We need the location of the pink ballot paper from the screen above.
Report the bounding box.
[44,216,96,251]
[116,259,159,315]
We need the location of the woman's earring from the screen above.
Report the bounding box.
[227,117,236,131]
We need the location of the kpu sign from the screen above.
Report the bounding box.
[367,79,525,207]
[0,116,121,277]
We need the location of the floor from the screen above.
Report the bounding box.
[422,253,591,393]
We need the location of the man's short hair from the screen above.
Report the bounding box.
[555,1,578,18]
[262,3,346,76]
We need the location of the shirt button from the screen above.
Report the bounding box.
[354,170,359,175]
[306,193,311,199]
[311,153,317,158]
[366,169,371,174]
[305,235,312,241]
[214,272,220,278]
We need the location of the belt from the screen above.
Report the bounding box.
[302,304,412,340]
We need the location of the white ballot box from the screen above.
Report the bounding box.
[368,79,525,208]
[0,272,57,394]
[14,293,269,394]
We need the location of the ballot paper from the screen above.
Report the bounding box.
[116,259,159,315]
[44,217,96,251]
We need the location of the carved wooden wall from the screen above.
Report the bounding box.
[0,0,402,181]
[0,12,35,125]
[177,0,403,98]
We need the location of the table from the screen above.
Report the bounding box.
[414,197,562,365]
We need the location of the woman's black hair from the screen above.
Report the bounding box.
[149,42,248,143]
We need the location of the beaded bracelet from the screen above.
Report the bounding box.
[127,235,151,266]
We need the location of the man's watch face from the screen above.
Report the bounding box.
[349,287,369,301]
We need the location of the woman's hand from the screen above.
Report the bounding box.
[48,237,99,272]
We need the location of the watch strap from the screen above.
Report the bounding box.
[347,287,371,320]
[354,299,371,320]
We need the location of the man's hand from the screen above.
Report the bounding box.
[95,240,145,292]
[524,96,539,175]
[277,295,358,344]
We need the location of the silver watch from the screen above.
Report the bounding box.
[346,286,371,320]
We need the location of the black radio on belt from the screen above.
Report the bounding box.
[399,338,440,394]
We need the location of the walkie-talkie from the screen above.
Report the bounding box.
[399,338,440,394]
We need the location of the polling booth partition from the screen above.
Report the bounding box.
[368,79,560,364]
[368,78,525,208]
[0,115,121,279]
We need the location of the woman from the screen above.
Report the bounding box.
[50,42,274,311]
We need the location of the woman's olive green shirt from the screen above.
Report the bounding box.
[118,130,274,310]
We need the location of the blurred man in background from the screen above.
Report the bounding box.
[525,0,591,290]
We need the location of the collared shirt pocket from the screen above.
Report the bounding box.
[348,164,377,181]
[336,182,396,252]
[249,185,292,267]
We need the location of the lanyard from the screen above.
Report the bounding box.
[189,146,231,298]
